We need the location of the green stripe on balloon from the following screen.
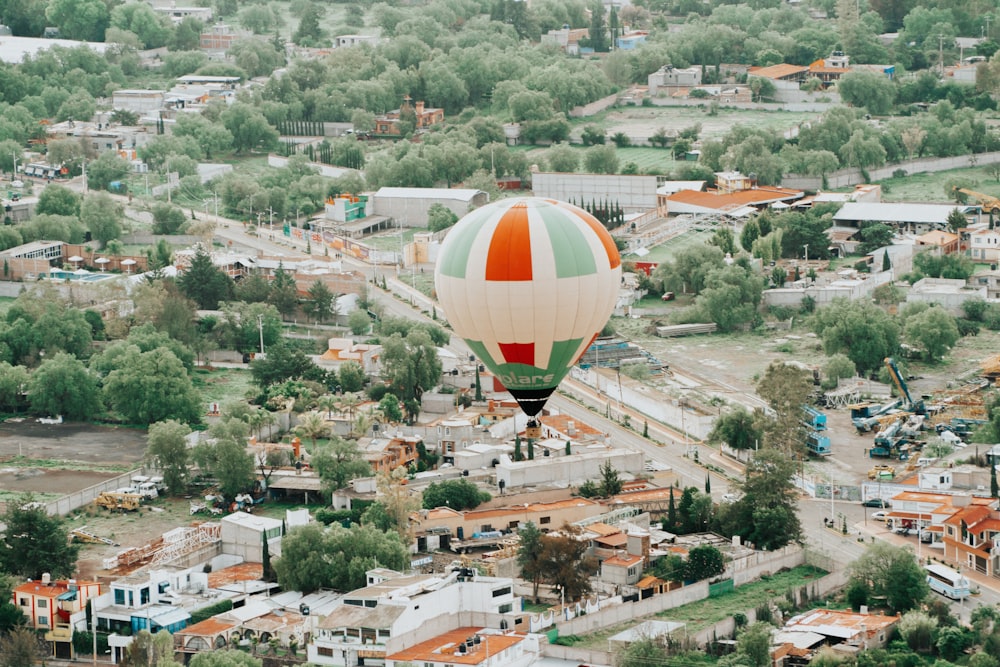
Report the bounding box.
[465,337,584,391]
[539,205,596,279]
[438,207,492,279]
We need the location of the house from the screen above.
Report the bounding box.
[200,23,240,51]
[942,504,1000,577]
[320,338,381,376]
[308,569,525,666]
[647,65,702,95]
[14,576,101,658]
[807,51,852,86]
[153,5,213,22]
[362,435,424,473]
[601,554,645,586]
[111,90,166,114]
[220,512,284,563]
[915,230,960,255]
[659,186,804,217]
[885,490,996,544]
[747,63,808,83]
[495,446,644,489]
[969,227,1000,262]
[538,414,607,445]
[972,269,1000,299]
[781,608,900,650]
[371,187,487,227]
[374,97,444,136]
[905,278,986,313]
[334,34,380,48]
[418,498,605,538]
[540,26,589,55]
[385,627,538,667]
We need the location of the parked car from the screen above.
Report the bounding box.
[862,498,891,508]
[721,493,740,504]
[871,511,888,522]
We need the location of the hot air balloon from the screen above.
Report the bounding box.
[435,197,621,433]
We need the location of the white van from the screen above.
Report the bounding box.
[917,457,937,467]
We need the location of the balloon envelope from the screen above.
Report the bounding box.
[435,197,621,416]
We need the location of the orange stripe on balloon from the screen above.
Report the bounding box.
[574,333,600,365]
[485,202,533,281]
[499,342,535,366]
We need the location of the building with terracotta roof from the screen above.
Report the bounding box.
[362,434,424,473]
[320,338,382,375]
[659,185,804,217]
[538,413,606,444]
[747,63,809,81]
[416,498,605,539]
[915,230,960,255]
[887,490,995,545]
[601,553,645,585]
[13,576,101,659]
[374,97,444,136]
[942,503,1000,576]
[309,570,525,666]
[385,627,538,667]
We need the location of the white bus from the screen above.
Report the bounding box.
[925,563,970,600]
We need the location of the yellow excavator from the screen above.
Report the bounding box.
[953,187,1000,215]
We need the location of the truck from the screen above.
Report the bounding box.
[806,431,831,456]
[869,419,908,458]
[802,405,827,431]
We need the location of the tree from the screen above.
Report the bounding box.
[847,542,929,613]
[103,348,202,425]
[374,466,418,540]
[726,450,801,551]
[517,522,546,603]
[545,143,579,173]
[0,498,80,578]
[348,309,371,335]
[311,437,370,492]
[0,363,29,413]
[427,203,458,232]
[45,0,109,41]
[694,265,765,332]
[85,151,131,192]
[837,70,896,115]
[653,244,725,295]
[736,623,773,667]
[708,408,762,456]
[293,2,323,45]
[379,330,442,419]
[192,420,255,497]
[268,264,299,320]
[584,145,619,174]
[0,626,44,667]
[822,354,856,390]
[80,192,124,248]
[585,0,609,52]
[599,461,623,497]
[189,650,261,667]
[35,184,81,217]
[302,280,335,323]
[811,298,900,375]
[756,362,812,456]
[684,544,725,582]
[338,363,366,393]
[422,479,490,510]
[903,307,959,362]
[947,207,967,233]
[839,129,887,171]
[177,246,234,309]
[123,629,174,667]
[274,523,408,593]
[896,610,937,653]
[152,203,188,235]
[222,103,279,154]
[294,412,329,451]
[28,353,102,420]
[858,223,895,254]
[250,344,323,388]
[147,420,192,496]
[539,525,598,602]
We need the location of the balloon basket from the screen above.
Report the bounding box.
[524,420,541,440]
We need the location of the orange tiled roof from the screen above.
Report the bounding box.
[666,187,803,211]
[14,580,99,597]
[748,63,808,79]
[585,523,620,537]
[944,505,992,527]
[809,65,850,74]
[974,518,1000,533]
[460,498,600,522]
[610,487,681,503]
[207,562,263,588]
[539,414,603,436]
[595,533,629,547]
[176,617,237,637]
[386,628,525,665]
[604,554,643,567]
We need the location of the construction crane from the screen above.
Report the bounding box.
[953,187,1000,215]
[884,357,925,415]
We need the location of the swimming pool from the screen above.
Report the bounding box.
[46,270,119,283]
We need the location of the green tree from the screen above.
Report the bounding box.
[585,0,609,52]
[653,244,725,295]
[379,330,442,419]
[85,151,131,192]
[268,264,299,320]
[378,393,403,424]
[684,545,725,582]
[694,265,765,332]
[584,144,619,174]
[727,449,801,550]
[293,2,324,45]
[104,348,201,424]
[897,610,937,652]
[311,437,371,492]
[0,498,80,578]
[904,306,959,362]
[302,280,335,324]
[80,191,124,248]
[122,629,174,667]
[294,412,329,451]
[151,203,188,235]
[837,70,896,115]
[839,129,887,171]
[847,542,929,613]
[736,623,774,667]
[177,246,234,309]
[822,353,856,390]
[222,103,279,154]
[147,420,192,496]
[35,184,81,217]
[274,523,408,593]
[0,626,44,667]
[0,363,29,413]
[858,223,895,254]
[545,143,579,173]
[516,522,546,603]
[539,525,598,602]
[28,353,102,420]
[740,219,760,252]
[811,298,899,375]
[599,460,623,497]
[708,407,762,456]
[110,2,170,49]
[427,203,459,232]
[756,361,813,456]
[946,207,967,233]
[192,419,256,497]
[348,309,371,335]
[189,650,261,667]
[250,344,323,388]
[220,302,281,355]
[422,479,490,510]
[45,0,109,41]
[337,362,366,393]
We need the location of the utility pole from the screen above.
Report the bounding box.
[803,244,809,261]
[82,160,88,193]
[10,151,17,179]
[257,314,265,356]
[938,34,945,73]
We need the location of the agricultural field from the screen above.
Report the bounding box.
[596,105,821,143]
[633,228,716,263]
[192,367,255,405]
[876,164,1000,202]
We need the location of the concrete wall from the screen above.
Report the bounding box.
[541,644,614,666]
[530,173,658,211]
[43,468,144,516]
[496,449,644,489]
[556,581,710,636]
[783,150,1000,191]
[569,93,620,118]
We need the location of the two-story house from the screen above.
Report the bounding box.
[362,435,424,473]
[308,569,524,666]
[970,227,1000,262]
[13,576,101,659]
[942,504,1000,576]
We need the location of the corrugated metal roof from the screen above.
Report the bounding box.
[375,187,483,201]
[834,202,968,225]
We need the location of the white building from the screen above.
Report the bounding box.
[647,65,702,95]
[220,512,284,562]
[112,90,166,114]
[531,173,659,212]
[372,187,488,227]
[495,447,644,489]
[308,570,525,667]
[969,227,1000,263]
[334,34,380,48]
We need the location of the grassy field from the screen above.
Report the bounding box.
[572,565,828,649]
[876,164,1000,202]
[637,228,715,263]
[192,368,254,404]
